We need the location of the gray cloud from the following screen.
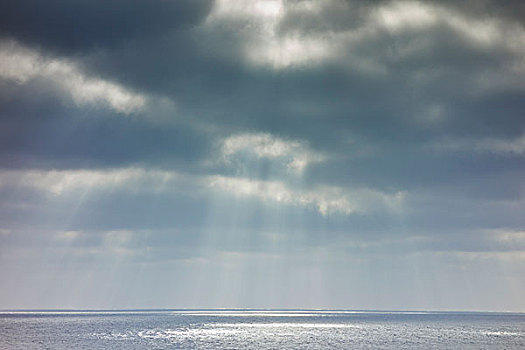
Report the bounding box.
[0,0,212,53]
[1,0,524,311]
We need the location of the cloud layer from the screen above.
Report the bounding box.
[1,0,524,311]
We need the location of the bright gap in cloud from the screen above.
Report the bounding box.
[205,0,334,69]
[208,175,405,216]
[220,132,324,173]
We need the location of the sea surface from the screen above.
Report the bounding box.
[1,309,525,349]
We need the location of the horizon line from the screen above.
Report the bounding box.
[1,308,524,314]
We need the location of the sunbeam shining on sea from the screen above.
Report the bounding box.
[1,0,525,348]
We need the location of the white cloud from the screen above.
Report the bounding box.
[0,40,145,114]
[0,41,40,83]
[373,1,525,91]
[494,229,525,245]
[208,175,354,215]
[0,166,405,216]
[479,135,525,155]
[372,0,525,70]
[430,133,525,155]
[246,32,334,69]
[445,250,525,262]
[103,230,134,247]
[221,132,324,173]
[373,1,504,47]
[0,146,402,217]
[51,229,138,257]
[0,168,182,196]
[374,1,438,31]
[208,175,405,216]
[210,0,283,19]
[54,230,80,242]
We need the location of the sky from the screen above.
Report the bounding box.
[0,0,524,311]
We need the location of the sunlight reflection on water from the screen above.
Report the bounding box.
[2,310,525,349]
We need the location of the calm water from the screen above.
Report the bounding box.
[1,310,525,349]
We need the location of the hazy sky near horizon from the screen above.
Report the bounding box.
[1,0,524,311]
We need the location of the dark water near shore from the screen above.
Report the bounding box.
[1,310,525,349]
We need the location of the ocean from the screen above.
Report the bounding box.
[1,310,525,349]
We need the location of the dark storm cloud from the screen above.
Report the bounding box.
[437,0,525,24]
[3,1,524,140]
[0,77,211,170]
[63,0,524,160]
[0,0,524,228]
[0,0,212,53]
[1,113,211,170]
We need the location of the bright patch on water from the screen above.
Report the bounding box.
[1,310,525,349]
